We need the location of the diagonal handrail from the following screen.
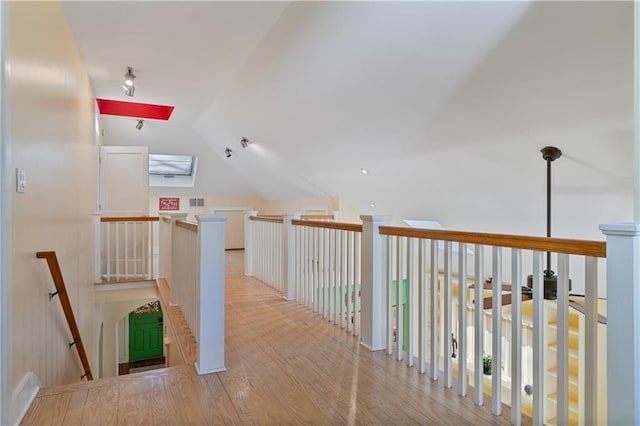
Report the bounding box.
[36,251,93,380]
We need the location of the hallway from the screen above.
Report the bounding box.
[22,250,519,424]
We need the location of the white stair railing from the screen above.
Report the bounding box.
[159,213,227,375]
[293,219,363,335]
[379,226,606,425]
[242,212,640,423]
[99,216,159,282]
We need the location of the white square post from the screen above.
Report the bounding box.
[600,223,640,424]
[243,210,258,276]
[282,212,301,301]
[195,214,227,375]
[360,214,392,351]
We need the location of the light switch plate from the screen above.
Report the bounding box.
[16,168,25,193]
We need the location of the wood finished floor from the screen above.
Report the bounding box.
[23,250,523,425]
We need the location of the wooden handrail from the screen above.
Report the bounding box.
[250,215,284,224]
[379,226,606,258]
[292,219,363,233]
[36,251,93,380]
[300,214,335,220]
[101,216,159,222]
[176,220,198,232]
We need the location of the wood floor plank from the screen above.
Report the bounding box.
[149,375,182,426]
[117,377,153,425]
[199,373,242,424]
[59,390,88,426]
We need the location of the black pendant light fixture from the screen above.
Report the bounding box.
[526,146,571,299]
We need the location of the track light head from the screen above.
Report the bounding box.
[240,137,250,149]
[225,147,232,158]
[136,120,144,130]
[123,67,136,97]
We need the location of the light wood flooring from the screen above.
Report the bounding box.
[22,250,524,425]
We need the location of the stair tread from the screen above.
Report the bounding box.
[547,367,579,385]
[546,392,579,412]
[547,342,579,357]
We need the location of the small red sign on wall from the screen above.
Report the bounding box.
[159,197,180,211]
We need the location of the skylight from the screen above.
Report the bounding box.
[149,154,195,176]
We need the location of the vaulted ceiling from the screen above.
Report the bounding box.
[61,1,633,238]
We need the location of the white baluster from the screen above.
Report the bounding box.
[407,238,414,367]
[491,246,502,416]
[584,256,598,424]
[444,241,453,388]
[430,239,439,380]
[396,236,404,361]
[419,239,427,373]
[458,242,467,396]
[557,254,570,426]
[474,244,484,406]
[354,232,360,336]
[532,251,544,425]
[387,235,394,355]
[511,249,522,426]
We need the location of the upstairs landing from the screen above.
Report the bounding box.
[22,251,520,425]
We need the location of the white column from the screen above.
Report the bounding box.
[244,210,258,276]
[282,212,301,301]
[360,214,392,351]
[600,223,640,424]
[195,214,227,375]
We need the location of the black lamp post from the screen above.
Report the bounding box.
[526,146,571,299]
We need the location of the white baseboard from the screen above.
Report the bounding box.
[11,371,40,425]
[195,363,226,375]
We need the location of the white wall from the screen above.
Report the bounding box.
[6,2,99,422]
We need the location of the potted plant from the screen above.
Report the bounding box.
[483,355,492,375]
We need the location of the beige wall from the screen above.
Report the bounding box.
[7,1,99,419]
[149,194,358,251]
[149,194,262,221]
[258,196,339,216]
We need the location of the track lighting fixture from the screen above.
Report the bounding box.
[136,120,144,130]
[225,147,232,158]
[240,137,251,149]
[122,67,135,97]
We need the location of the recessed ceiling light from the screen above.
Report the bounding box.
[369,203,376,208]
[361,168,369,175]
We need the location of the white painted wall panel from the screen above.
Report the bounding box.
[6,2,99,422]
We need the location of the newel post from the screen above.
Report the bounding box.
[600,223,640,424]
[282,212,301,301]
[360,214,392,351]
[244,210,258,276]
[195,214,227,375]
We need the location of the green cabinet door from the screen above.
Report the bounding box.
[129,303,163,361]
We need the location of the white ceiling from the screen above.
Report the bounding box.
[61,1,633,238]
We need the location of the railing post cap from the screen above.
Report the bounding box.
[196,214,228,223]
[244,210,258,215]
[283,212,301,218]
[360,214,393,223]
[600,223,640,237]
[161,212,188,220]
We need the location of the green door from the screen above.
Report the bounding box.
[129,301,163,361]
